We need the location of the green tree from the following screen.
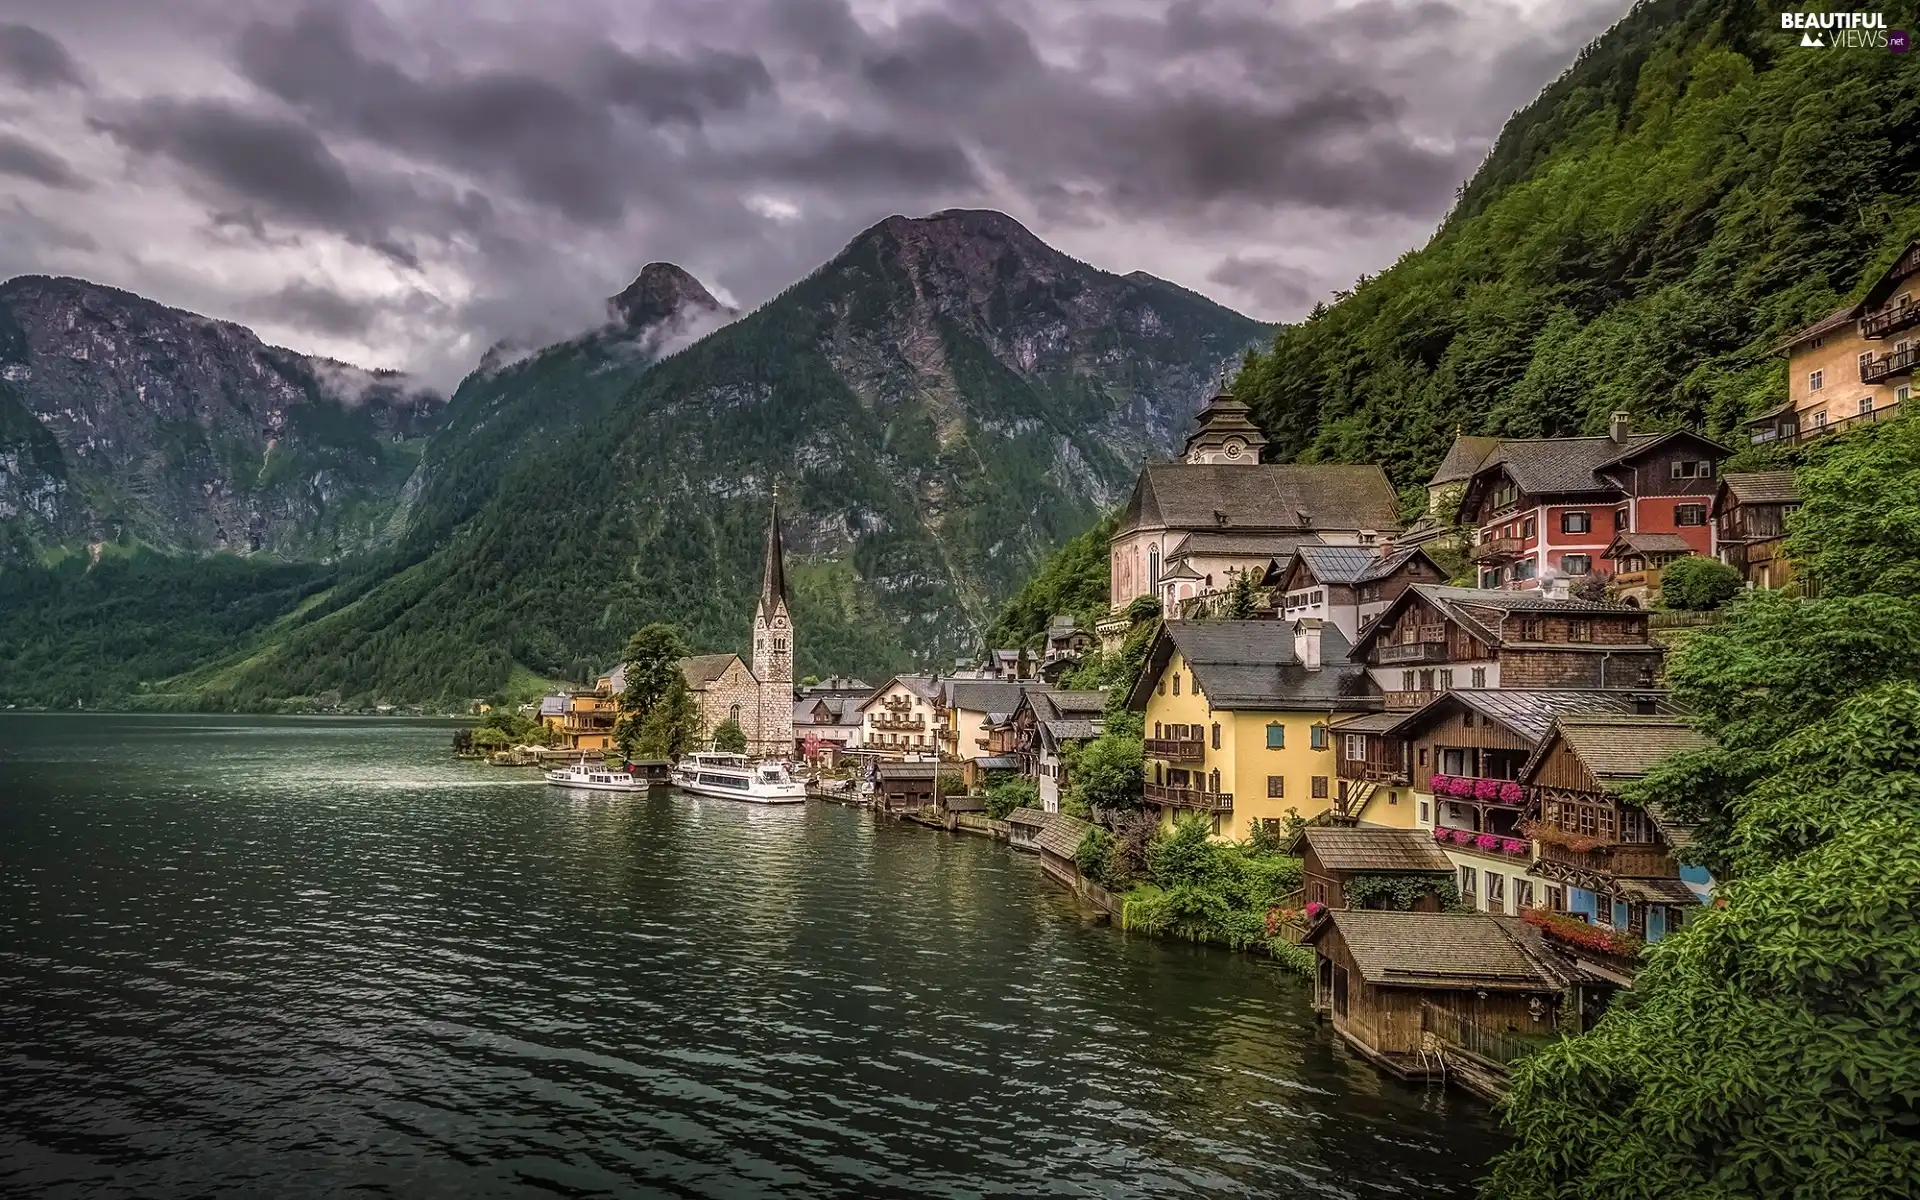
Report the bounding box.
[985,776,1039,819]
[1221,565,1263,619]
[1489,426,1920,1197]
[710,718,749,754]
[636,675,700,761]
[1786,417,1920,599]
[1067,728,1144,813]
[1657,555,1742,610]
[621,622,687,718]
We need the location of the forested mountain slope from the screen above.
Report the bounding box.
[1235,0,1920,489]
[178,210,1268,706]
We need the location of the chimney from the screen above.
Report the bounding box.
[1295,618,1323,671]
[1377,535,1396,559]
[1609,410,1630,444]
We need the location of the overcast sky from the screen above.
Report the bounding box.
[0,0,1631,389]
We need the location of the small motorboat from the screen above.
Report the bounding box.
[670,752,808,804]
[545,759,647,793]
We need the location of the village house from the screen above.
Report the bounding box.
[1008,687,1108,812]
[1306,910,1566,1085]
[1041,614,1095,681]
[939,680,1029,764]
[1105,386,1401,633]
[1033,811,1093,890]
[855,675,943,759]
[1446,417,1729,588]
[1006,807,1050,852]
[792,677,871,764]
[1748,240,1919,448]
[1373,689,1683,918]
[1713,471,1802,591]
[1296,827,1456,912]
[1520,714,1712,961]
[539,689,617,752]
[1600,531,1696,608]
[1348,585,1665,712]
[1129,619,1383,837]
[873,761,941,813]
[1272,543,1448,643]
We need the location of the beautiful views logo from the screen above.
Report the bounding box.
[1780,9,1900,49]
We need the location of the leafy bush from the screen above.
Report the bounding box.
[1074,827,1117,885]
[710,718,749,753]
[985,777,1038,819]
[1658,555,1742,611]
[1120,817,1306,952]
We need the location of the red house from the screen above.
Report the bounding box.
[1445,414,1729,590]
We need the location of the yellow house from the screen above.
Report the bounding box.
[540,690,617,752]
[1128,619,1388,839]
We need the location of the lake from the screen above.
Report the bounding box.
[0,714,1506,1197]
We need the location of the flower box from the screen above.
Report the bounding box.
[1500,838,1530,856]
[1522,906,1644,958]
[1474,833,1500,851]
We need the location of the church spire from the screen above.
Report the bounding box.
[759,499,787,614]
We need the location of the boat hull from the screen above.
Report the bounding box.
[546,778,647,793]
[671,775,808,805]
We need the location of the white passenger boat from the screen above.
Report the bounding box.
[545,760,647,792]
[671,752,808,804]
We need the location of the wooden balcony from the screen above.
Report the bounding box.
[1862,301,1920,340]
[870,714,926,731]
[1338,758,1408,784]
[1537,839,1677,880]
[1383,690,1437,710]
[1144,736,1205,763]
[1378,638,1452,666]
[1860,345,1918,384]
[1471,537,1525,563]
[1144,782,1233,812]
[1612,569,1655,589]
[1780,400,1904,446]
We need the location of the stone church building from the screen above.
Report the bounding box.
[678,504,796,759]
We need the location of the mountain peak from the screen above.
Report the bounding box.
[608,263,728,329]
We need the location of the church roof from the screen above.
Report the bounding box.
[1119,463,1400,537]
[759,502,787,612]
[681,653,746,689]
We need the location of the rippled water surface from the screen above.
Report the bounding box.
[0,715,1505,1197]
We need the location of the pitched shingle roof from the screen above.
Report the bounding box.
[1007,807,1050,829]
[1147,620,1379,711]
[1719,471,1800,506]
[1293,545,1382,585]
[1121,464,1401,535]
[1328,711,1409,734]
[681,653,743,688]
[1041,718,1102,742]
[860,674,942,709]
[1353,584,1645,657]
[1608,531,1695,556]
[1035,813,1092,860]
[1428,435,1502,486]
[1616,877,1699,905]
[945,680,1029,715]
[1548,715,1711,780]
[1478,435,1663,495]
[1311,911,1558,991]
[1401,690,1684,746]
[1357,544,1435,583]
[876,762,939,780]
[1301,827,1453,873]
[1169,531,1325,561]
[1769,302,1861,354]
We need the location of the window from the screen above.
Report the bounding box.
[1899,384,1912,405]
[1310,724,1328,750]
[1344,734,1366,761]
[1675,503,1707,527]
[1514,558,1538,581]
[1418,748,1428,767]
[1418,798,1431,824]
[1471,666,1487,688]
[1562,554,1591,576]
[1172,672,1180,695]
[1460,865,1478,904]
[1261,817,1282,834]
[1520,617,1543,640]
[1481,568,1502,588]
[1148,545,1160,589]
[1562,510,1591,534]
[1514,879,1535,910]
[1266,723,1285,749]
[1809,370,1824,391]
[1860,352,1876,380]
[1569,619,1592,643]
[1812,409,1829,430]
[1268,776,1285,798]
[1546,886,1565,913]
[1312,590,1324,605]
[1522,517,1536,539]
[729,703,741,723]
[1401,670,1415,691]
[1438,668,1454,690]
[1441,748,1468,775]
[1312,776,1329,799]
[1860,395,1876,416]
[1462,710,1475,728]
[1154,722,1162,738]
[1810,335,1825,349]
[1670,460,1715,480]
[1614,507,1629,531]
[1486,872,1505,911]
[1210,722,1221,751]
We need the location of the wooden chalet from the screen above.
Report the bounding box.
[1006,807,1050,852]
[1521,715,1711,954]
[1271,543,1447,644]
[1349,584,1665,711]
[1297,827,1454,911]
[1601,531,1695,608]
[874,761,941,813]
[1033,812,1092,888]
[1712,471,1801,591]
[1306,910,1565,1083]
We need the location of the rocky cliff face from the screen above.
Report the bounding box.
[208,210,1271,703]
[0,276,446,559]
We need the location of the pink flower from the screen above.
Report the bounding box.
[1451,828,1475,846]
[1305,901,1326,919]
[1430,774,1453,794]
[1475,779,1501,802]
[1432,827,1451,842]
[1501,838,1529,856]
[1475,833,1500,851]
[1499,782,1525,805]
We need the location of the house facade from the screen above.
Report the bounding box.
[1275,544,1447,643]
[539,690,617,752]
[1750,241,1919,447]
[1713,471,1801,591]
[1452,417,1728,589]
[792,677,871,762]
[1129,619,1382,837]
[1008,688,1107,812]
[1108,387,1401,620]
[856,675,943,759]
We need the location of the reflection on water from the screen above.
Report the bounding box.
[0,715,1505,1198]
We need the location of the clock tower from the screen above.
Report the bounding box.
[1182,382,1268,465]
[751,500,795,759]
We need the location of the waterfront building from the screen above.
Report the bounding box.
[539,690,617,752]
[1033,811,1093,889]
[1712,471,1801,590]
[939,680,1029,764]
[1007,687,1108,812]
[792,677,871,763]
[1519,714,1712,956]
[1128,619,1381,837]
[1748,240,1919,447]
[1348,585,1664,711]
[1272,544,1447,643]
[856,675,943,758]
[1446,417,1729,588]
[874,761,940,812]
[1296,827,1455,911]
[1105,386,1401,630]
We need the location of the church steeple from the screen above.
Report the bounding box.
[1183,376,1268,465]
[750,497,795,759]
[757,501,787,616]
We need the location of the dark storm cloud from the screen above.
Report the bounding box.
[0,133,87,189]
[0,0,1634,386]
[0,23,84,91]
